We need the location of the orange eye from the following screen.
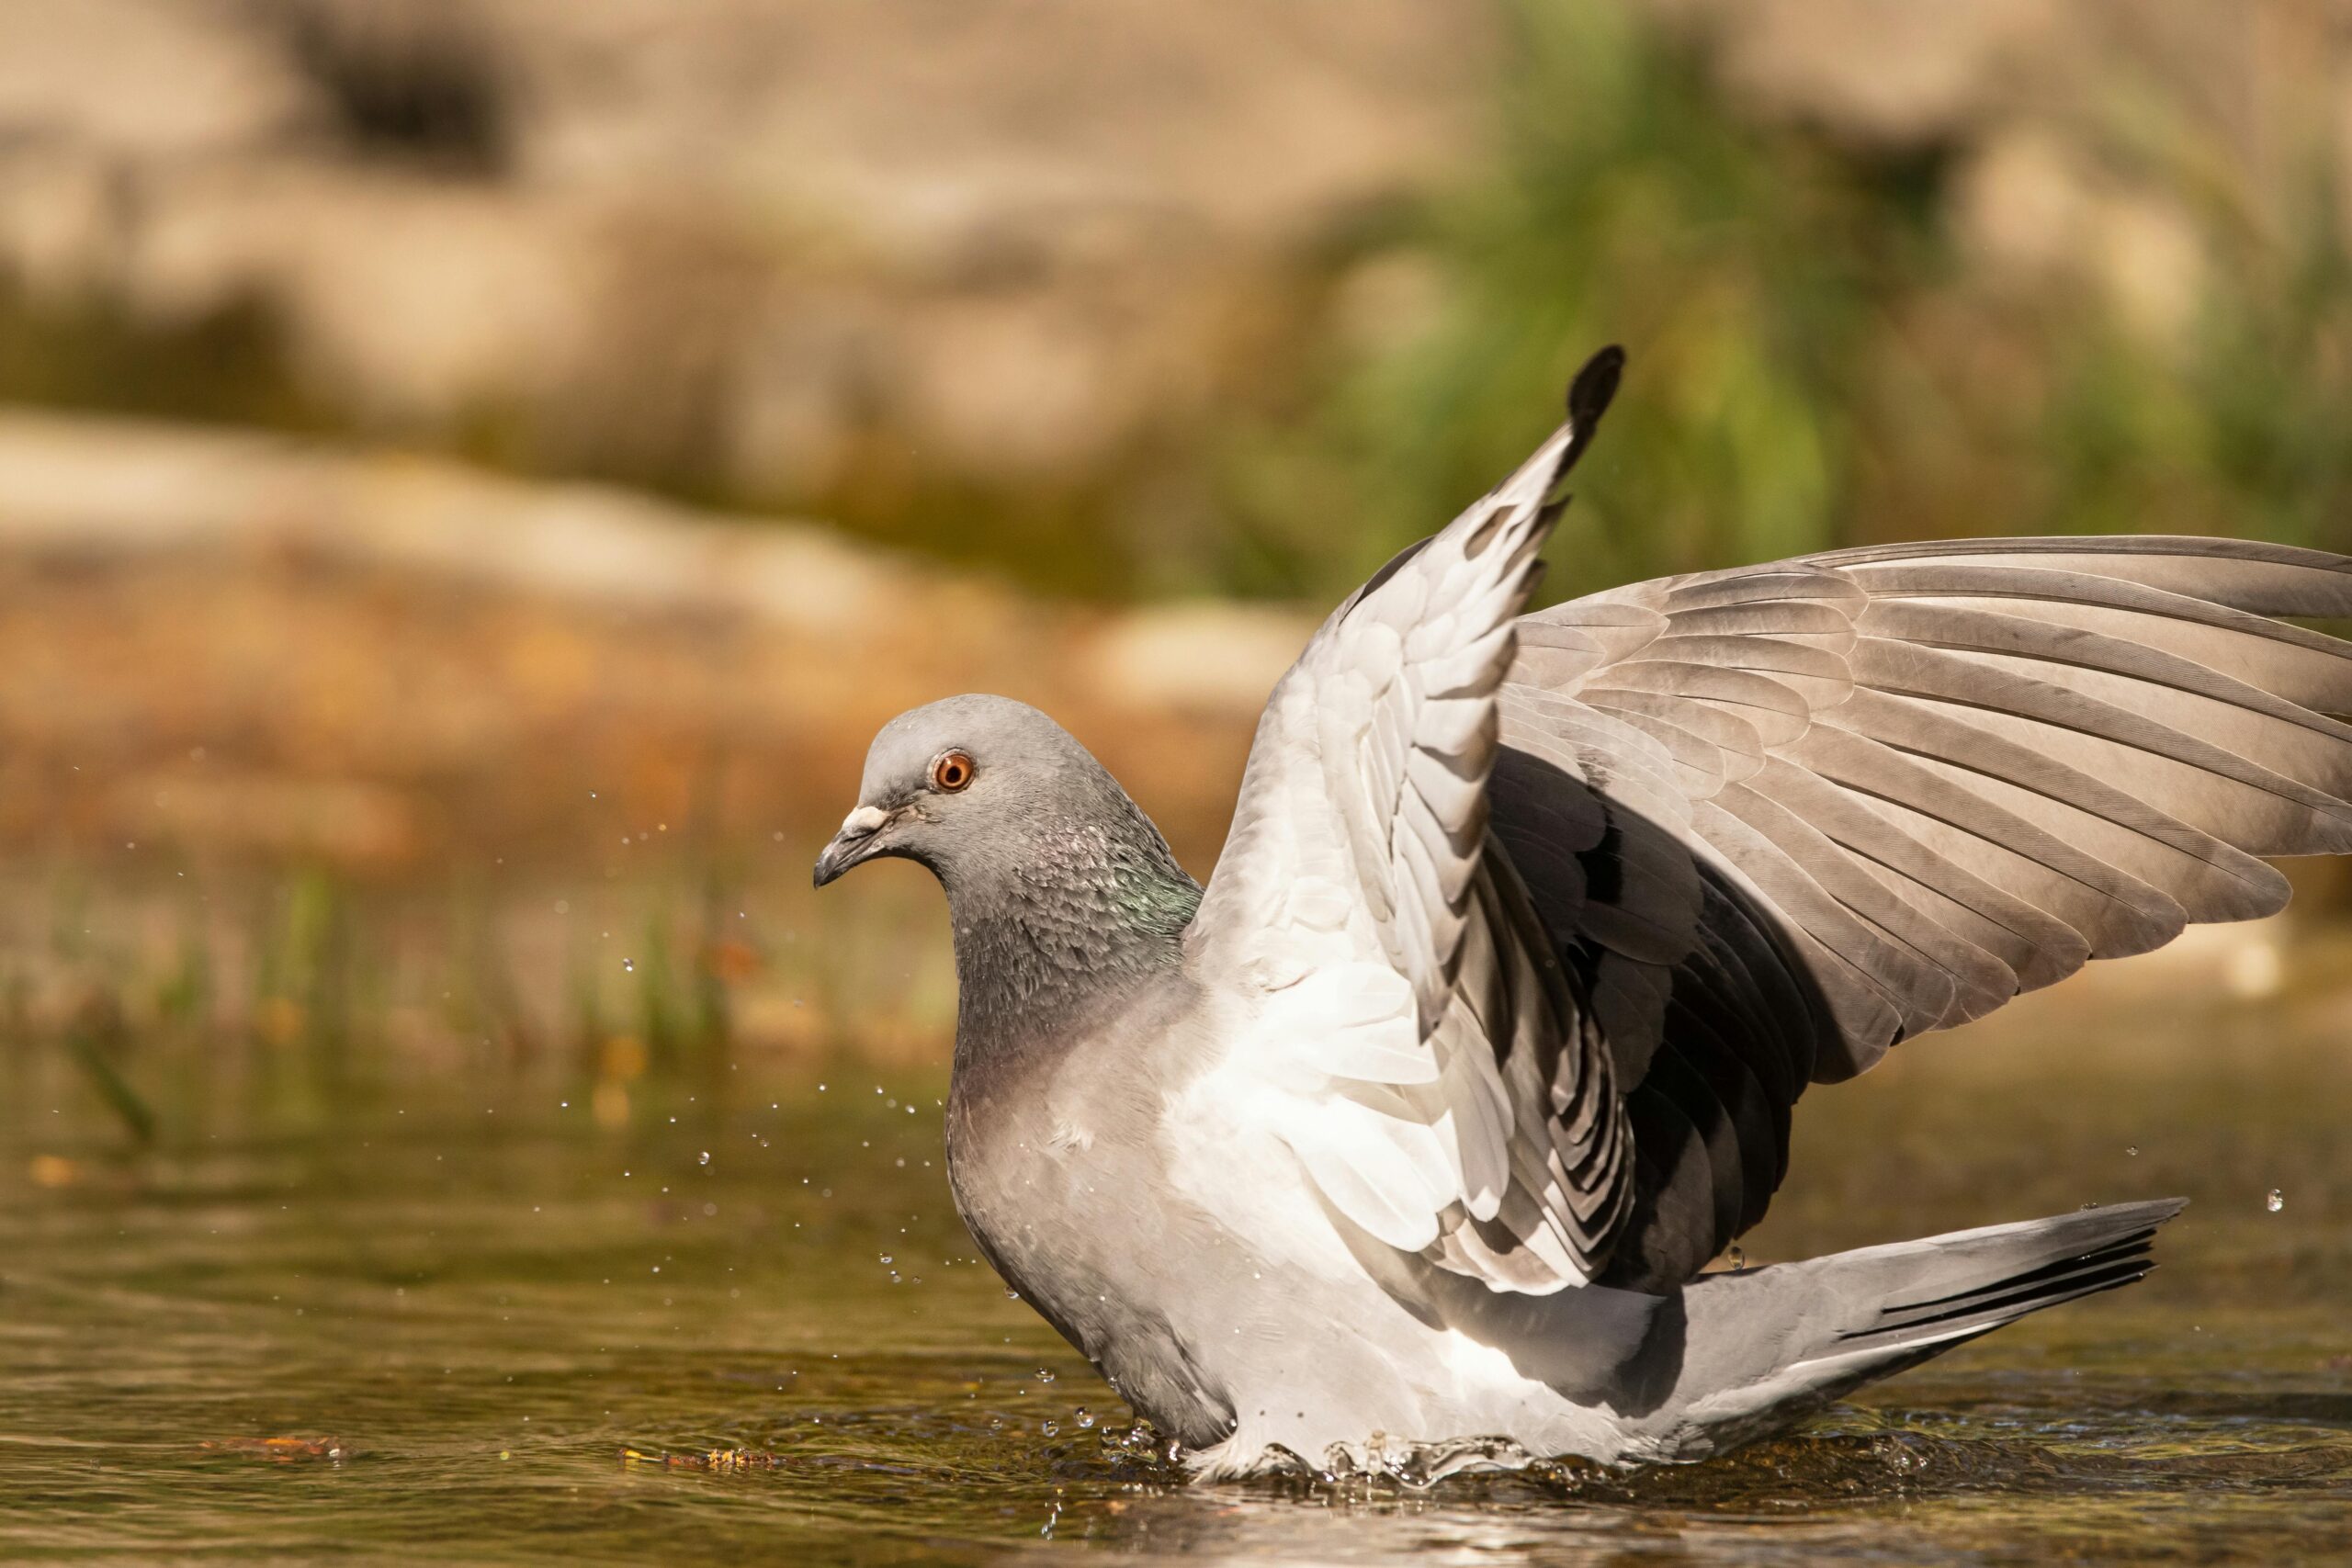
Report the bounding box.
[931,750,976,792]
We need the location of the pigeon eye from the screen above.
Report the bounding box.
[931,750,976,793]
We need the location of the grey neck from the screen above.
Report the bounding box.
[938,801,1201,1067]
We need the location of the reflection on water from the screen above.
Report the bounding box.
[2,973,2348,1564]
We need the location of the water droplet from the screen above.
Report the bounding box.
[879,1254,893,1264]
[1036,1369,1056,1383]
[697,1151,711,1166]
[1005,1289,1021,1301]
[2126,1145,2139,1156]
[2267,1189,2285,1213]
[1075,1408,1094,1428]
[1726,1245,1747,1272]
[1040,1421,1059,1438]
[622,959,635,973]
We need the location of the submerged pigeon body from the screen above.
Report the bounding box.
[815,350,2346,1479]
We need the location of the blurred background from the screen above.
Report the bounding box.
[4,0,2351,1178]
[6,6,2351,1558]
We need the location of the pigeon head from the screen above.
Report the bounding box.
[811,694,1188,901]
[813,694,1202,1040]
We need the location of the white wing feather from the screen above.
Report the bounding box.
[1190,401,1635,1291]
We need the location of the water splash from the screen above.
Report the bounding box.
[1250,1434,1538,1491]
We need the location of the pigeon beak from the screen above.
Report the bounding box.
[812,804,894,888]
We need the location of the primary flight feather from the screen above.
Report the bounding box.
[813,347,2344,1479]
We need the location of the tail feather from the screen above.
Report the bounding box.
[1822,1201,2177,1359]
[1613,1198,2187,1462]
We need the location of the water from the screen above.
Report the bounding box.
[3,983,2347,1563]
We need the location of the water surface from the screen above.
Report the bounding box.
[3,969,2347,1563]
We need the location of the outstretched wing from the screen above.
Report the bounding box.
[1190,350,1635,1292]
[1501,536,2352,1288]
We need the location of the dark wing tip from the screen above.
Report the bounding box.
[1559,344,1626,477]
[1566,344,1626,431]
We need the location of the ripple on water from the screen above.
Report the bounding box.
[1,1058,2347,1565]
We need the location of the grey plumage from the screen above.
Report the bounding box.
[818,694,1200,1055]
[815,348,2340,1479]
[1502,535,2352,1290]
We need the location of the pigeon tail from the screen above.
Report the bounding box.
[1605,1198,2186,1462]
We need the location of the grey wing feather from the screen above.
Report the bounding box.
[1498,536,2352,1289]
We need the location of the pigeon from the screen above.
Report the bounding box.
[813,345,2350,1480]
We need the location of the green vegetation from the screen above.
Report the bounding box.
[0,277,322,433]
[0,862,957,1156]
[2042,170,2352,554]
[1216,3,2352,605]
[1216,3,1898,600]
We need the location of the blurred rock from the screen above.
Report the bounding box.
[120,162,615,422]
[0,409,1276,875]
[1083,602,1316,717]
[1952,130,2096,283]
[1650,0,2303,350]
[477,0,1490,252]
[0,407,900,634]
[1953,128,2208,347]
[0,0,318,159]
[2,0,2348,583]
[0,0,1498,510]
[1693,0,2052,150]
